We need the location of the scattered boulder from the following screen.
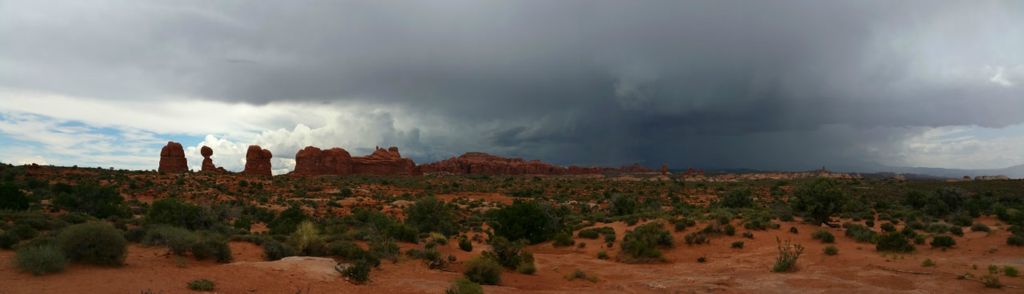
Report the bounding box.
[243,145,273,177]
[158,141,188,173]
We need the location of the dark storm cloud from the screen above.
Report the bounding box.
[2,0,1023,170]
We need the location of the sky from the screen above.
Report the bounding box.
[1,1,1024,175]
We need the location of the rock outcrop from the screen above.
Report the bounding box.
[200,146,227,173]
[418,152,653,175]
[158,141,188,173]
[292,146,418,176]
[243,145,273,176]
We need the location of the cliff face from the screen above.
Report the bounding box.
[292,146,418,176]
[418,152,652,175]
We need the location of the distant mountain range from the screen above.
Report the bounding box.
[679,163,1024,180]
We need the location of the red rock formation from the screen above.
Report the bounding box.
[243,145,273,176]
[419,152,655,175]
[200,146,227,173]
[158,141,188,173]
[291,146,417,176]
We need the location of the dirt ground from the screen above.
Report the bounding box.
[2,218,1021,294]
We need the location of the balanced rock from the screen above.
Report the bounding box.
[243,145,273,176]
[351,146,418,175]
[158,141,188,173]
[200,146,226,173]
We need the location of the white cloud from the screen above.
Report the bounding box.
[899,124,1024,169]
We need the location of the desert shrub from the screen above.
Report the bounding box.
[772,238,804,272]
[674,219,695,231]
[876,232,914,253]
[1004,266,1019,277]
[864,219,875,228]
[53,182,127,219]
[342,260,372,283]
[743,214,772,230]
[731,241,744,249]
[404,196,458,237]
[930,235,955,249]
[482,236,532,269]
[922,258,935,267]
[488,201,561,244]
[982,273,1002,289]
[288,221,321,255]
[552,232,574,247]
[57,222,127,266]
[948,226,964,237]
[0,183,30,210]
[971,223,991,233]
[516,259,536,274]
[463,256,502,285]
[684,232,709,245]
[141,225,197,255]
[790,178,844,225]
[811,229,835,243]
[262,239,296,261]
[191,235,232,263]
[268,206,307,235]
[620,222,672,262]
[564,269,598,282]
[1008,234,1024,246]
[445,278,483,294]
[843,223,877,243]
[384,223,420,243]
[187,279,215,291]
[823,245,838,256]
[458,237,473,252]
[724,224,736,236]
[597,251,609,259]
[880,222,896,232]
[742,231,754,239]
[0,231,18,249]
[15,244,66,275]
[788,226,799,234]
[146,198,214,230]
[609,193,639,216]
[720,188,753,208]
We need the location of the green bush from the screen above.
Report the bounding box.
[488,201,561,244]
[458,237,473,252]
[482,236,530,269]
[464,256,502,285]
[0,183,31,210]
[53,182,127,219]
[552,232,574,247]
[791,178,845,225]
[684,232,709,245]
[57,222,127,266]
[811,229,835,243]
[191,235,232,263]
[731,241,744,249]
[405,196,458,237]
[1004,266,1019,277]
[620,222,672,262]
[875,232,914,253]
[142,225,197,255]
[971,223,991,233]
[446,278,483,294]
[930,235,955,249]
[720,188,753,208]
[1008,234,1024,246]
[268,206,307,235]
[262,239,296,261]
[609,193,638,216]
[843,223,877,243]
[187,279,215,291]
[823,245,838,256]
[146,199,214,230]
[15,244,66,275]
[771,238,804,272]
[288,221,322,255]
[342,260,372,284]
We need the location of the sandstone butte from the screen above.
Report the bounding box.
[292,146,419,176]
[157,141,188,173]
[242,145,273,177]
[416,152,653,175]
[200,145,228,174]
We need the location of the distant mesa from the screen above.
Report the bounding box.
[158,141,188,173]
[243,145,273,177]
[417,152,652,175]
[292,146,418,176]
[200,146,227,174]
